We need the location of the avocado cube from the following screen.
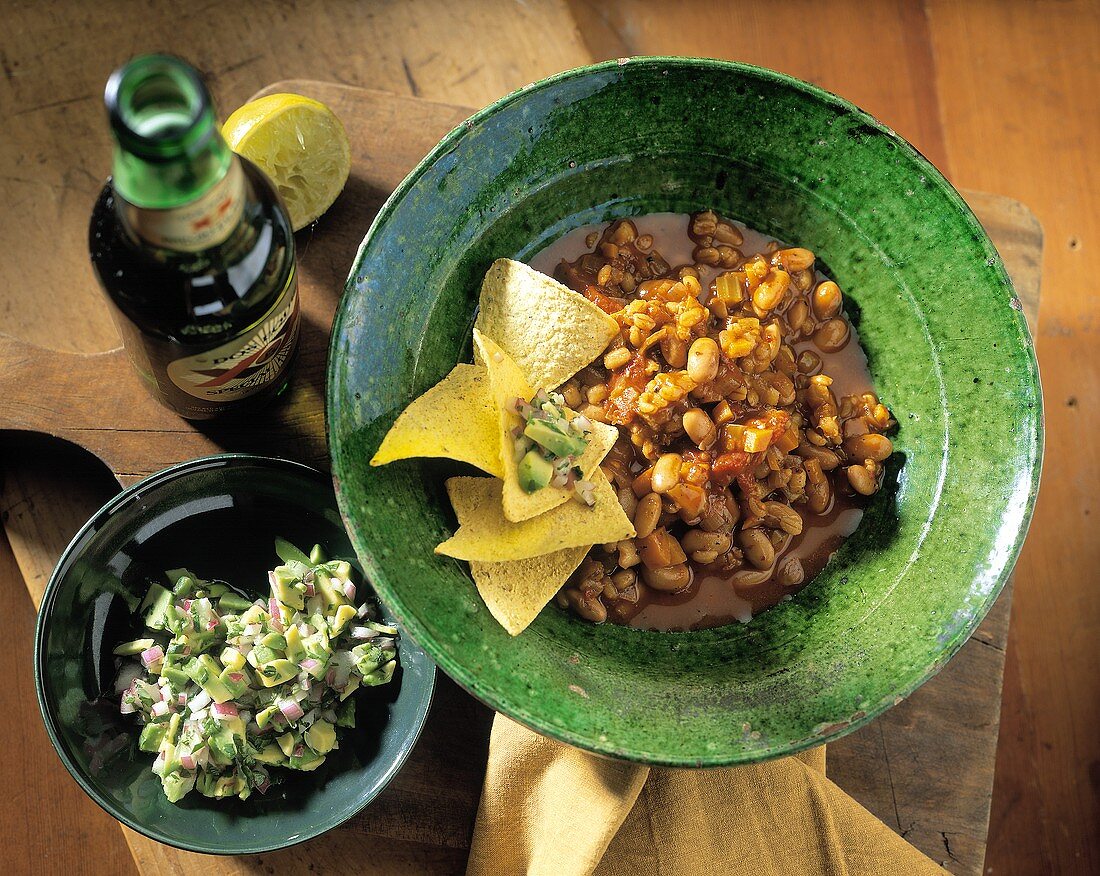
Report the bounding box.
[140,583,173,631]
[271,567,305,610]
[261,632,288,652]
[309,544,327,564]
[256,704,280,729]
[305,720,337,755]
[517,450,554,493]
[113,637,155,657]
[217,592,253,612]
[330,604,357,637]
[220,647,246,672]
[192,655,233,703]
[249,645,277,666]
[139,722,168,753]
[284,625,305,662]
[258,659,299,688]
[219,667,249,699]
[314,570,345,610]
[161,770,196,803]
[165,712,182,745]
[524,418,586,458]
[162,666,191,689]
[254,743,286,765]
[170,575,195,597]
[329,560,352,581]
[276,732,297,758]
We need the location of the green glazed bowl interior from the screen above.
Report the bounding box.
[35,454,435,854]
[329,58,1041,766]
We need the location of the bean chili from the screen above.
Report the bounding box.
[530,212,897,631]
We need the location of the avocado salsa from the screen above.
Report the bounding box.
[115,539,398,802]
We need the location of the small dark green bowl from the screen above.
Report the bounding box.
[34,454,435,855]
[328,58,1042,766]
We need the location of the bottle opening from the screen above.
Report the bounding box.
[106,55,212,157]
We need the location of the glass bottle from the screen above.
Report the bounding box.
[89,55,299,420]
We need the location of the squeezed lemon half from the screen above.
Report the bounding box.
[223,93,351,231]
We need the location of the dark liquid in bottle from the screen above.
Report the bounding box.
[89,158,298,420]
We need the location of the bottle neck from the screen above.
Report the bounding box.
[106,55,246,252]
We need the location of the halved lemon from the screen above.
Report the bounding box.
[223,93,351,231]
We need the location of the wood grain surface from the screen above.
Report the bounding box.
[1,1,1094,874]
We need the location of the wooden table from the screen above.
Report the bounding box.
[2,3,1094,875]
[0,77,1040,875]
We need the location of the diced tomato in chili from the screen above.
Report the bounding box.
[605,354,651,425]
[710,450,758,488]
[582,284,624,314]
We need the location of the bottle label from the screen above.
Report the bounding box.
[122,159,246,252]
[166,281,299,402]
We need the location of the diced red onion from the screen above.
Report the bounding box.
[343,581,356,600]
[140,646,164,668]
[151,700,169,717]
[304,582,315,597]
[180,752,196,771]
[307,685,323,704]
[297,674,312,691]
[293,744,305,758]
[300,658,320,672]
[350,626,375,639]
[190,690,211,712]
[182,599,192,611]
[119,698,136,715]
[268,598,283,632]
[325,668,336,686]
[177,693,187,706]
[212,701,238,718]
[356,603,370,619]
[243,623,261,637]
[256,778,271,795]
[279,699,305,721]
[206,618,219,630]
[227,672,245,684]
[374,637,395,650]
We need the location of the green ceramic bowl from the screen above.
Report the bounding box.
[328,58,1042,766]
[34,454,434,854]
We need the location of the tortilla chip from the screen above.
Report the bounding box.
[469,545,589,636]
[473,329,619,523]
[370,364,503,477]
[474,259,619,390]
[436,469,635,562]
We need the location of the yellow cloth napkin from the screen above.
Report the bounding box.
[467,715,947,876]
